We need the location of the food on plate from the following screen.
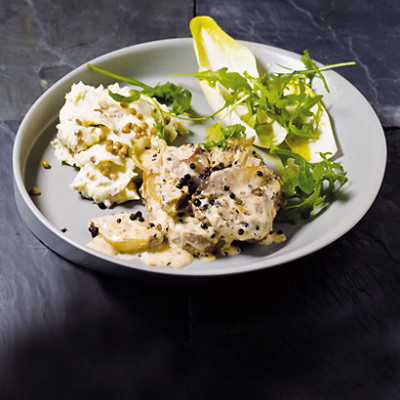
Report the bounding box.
[41,160,51,169]
[87,135,285,268]
[52,82,189,207]
[29,186,41,196]
[51,16,353,268]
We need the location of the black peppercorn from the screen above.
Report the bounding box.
[98,203,107,210]
[193,199,201,207]
[89,223,99,238]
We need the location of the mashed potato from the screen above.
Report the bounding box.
[52,82,188,207]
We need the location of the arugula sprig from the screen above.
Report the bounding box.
[189,68,251,92]
[175,51,355,146]
[300,49,329,91]
[202,123,246,150]
[139,82,191,115]
[88,64,192,114]
[271,148,347,222]
[108,89,140,103]
[87,63,192,140]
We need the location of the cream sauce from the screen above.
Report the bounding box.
[141,243,194,268]
[87,137,285,268]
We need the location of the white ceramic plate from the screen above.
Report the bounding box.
[13,38,386,278]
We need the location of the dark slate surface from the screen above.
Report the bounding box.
[1,0,400,399]
[0,0,192,121]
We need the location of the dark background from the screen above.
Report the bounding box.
[1,1,400,399]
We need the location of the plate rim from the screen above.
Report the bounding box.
[13,37,387,277]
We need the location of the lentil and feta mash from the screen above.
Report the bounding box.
[53,81,285,268]
[52,82,188,207]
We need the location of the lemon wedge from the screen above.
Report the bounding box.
[190,16,338,164]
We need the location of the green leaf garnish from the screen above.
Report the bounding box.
[300,49,329,91]
[87,64,151,90]
[142,82,192,114]
[202,123,246,150]
[88,64,192,114]
[108,89,140,103]
[153,122,166,140]
[271,149,347,222]
[176,51,355,143]
[176,68,251,92]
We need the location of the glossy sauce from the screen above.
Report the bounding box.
[88,137,285,268]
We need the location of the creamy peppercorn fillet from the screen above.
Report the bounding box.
[88,136,285,268]
[52,82,188,207]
